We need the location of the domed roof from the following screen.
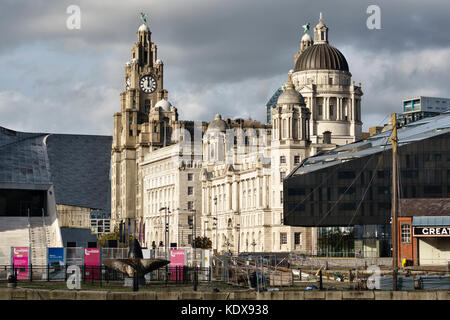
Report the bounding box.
[277,80,305,105]
[138,24,149,32]
[294,43,349,72]
[301,33,312,42]
[207,114,228,133]
[155,99,172,112]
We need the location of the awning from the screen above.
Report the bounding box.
[412,216,450,227]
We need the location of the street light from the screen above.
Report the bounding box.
[214,196,218,254]
[251,240,257,253]
[236,224,241,255]
[159,207,171,286]
[188,208,198,291]
[159,207,170,260]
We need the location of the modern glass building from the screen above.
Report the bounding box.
[399,96,450,125]
[283,112,450,257]
[265,87,283,124]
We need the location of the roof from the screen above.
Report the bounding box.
[0,126,112,215]
[291,111,450,176]
[277,81,305,105]
[294,43,349,72]
[400,199,450,217]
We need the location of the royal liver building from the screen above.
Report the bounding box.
[111,14,363,254]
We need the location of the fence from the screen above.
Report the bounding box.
[0,264,211,287]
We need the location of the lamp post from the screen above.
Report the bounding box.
[251,240,257,253]
[159,207,170,260]
[213,196,218,254]
[236,224,241,255]
[189,208,198,291]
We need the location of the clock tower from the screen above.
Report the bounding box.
[111,21,178,236]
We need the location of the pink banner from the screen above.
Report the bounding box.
[169,249,185,281]
[12,247,29,280]
[84,248,100,280]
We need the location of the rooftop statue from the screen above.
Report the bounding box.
[302,22,310,33]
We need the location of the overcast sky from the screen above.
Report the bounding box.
[0,0,449,135]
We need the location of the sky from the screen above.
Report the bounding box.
[1,0,450,136]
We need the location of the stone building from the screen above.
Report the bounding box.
[112,13,364,254]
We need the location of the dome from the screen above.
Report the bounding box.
[154,99,172,112]
[277,81,305,105]
[138,24,149,32]
[301,33,312,42]
[294,43,349,72]
[207,114,228,133]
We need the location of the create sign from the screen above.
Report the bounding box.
[414,227,450,237]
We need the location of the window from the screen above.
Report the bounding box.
[187,173,193,181]
[280,233,287,245]
[187,186,194,195]
[187,201,194,211]
[329,105,334,116]
[288,188,305,196]
[280,191,283,204]
[401,224,411,243]
[294,156,301,164]
[280,156,286,164]
[377,186,390,195]
[328,77,333,85]
[318,105,323,116]
[144,99,151,113]
[280,171,286,182]
[294,233,301,245]
[338,171,356,179]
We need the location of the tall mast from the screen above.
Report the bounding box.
[389,113,399,290]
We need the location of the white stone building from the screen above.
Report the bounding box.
[111,13,364,254]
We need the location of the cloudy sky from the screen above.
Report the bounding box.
[0,0,449,135]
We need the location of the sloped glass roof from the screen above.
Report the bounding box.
[292,111,450,176]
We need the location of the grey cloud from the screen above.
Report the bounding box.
[1,0,450,136]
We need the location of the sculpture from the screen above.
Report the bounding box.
[302,22,310,33]
[140,12,148,26]
[102,239,169,291]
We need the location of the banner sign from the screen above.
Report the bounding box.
[84,248,100,280]
[414,227,450,237]
[48,248,65,280]
[169,249,186,281]
[12,247,29,280]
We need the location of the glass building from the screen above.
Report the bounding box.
[284,112,450,257]
[265,87,283,124]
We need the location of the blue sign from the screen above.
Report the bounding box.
[47,248,65,280]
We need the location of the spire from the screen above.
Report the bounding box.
[314,12,328,43]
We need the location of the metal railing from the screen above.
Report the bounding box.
[0,264,211,287]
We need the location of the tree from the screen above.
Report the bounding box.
[193,236,212,249]
[97,227,133,248]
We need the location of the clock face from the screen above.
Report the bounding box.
[140,75,157,94]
